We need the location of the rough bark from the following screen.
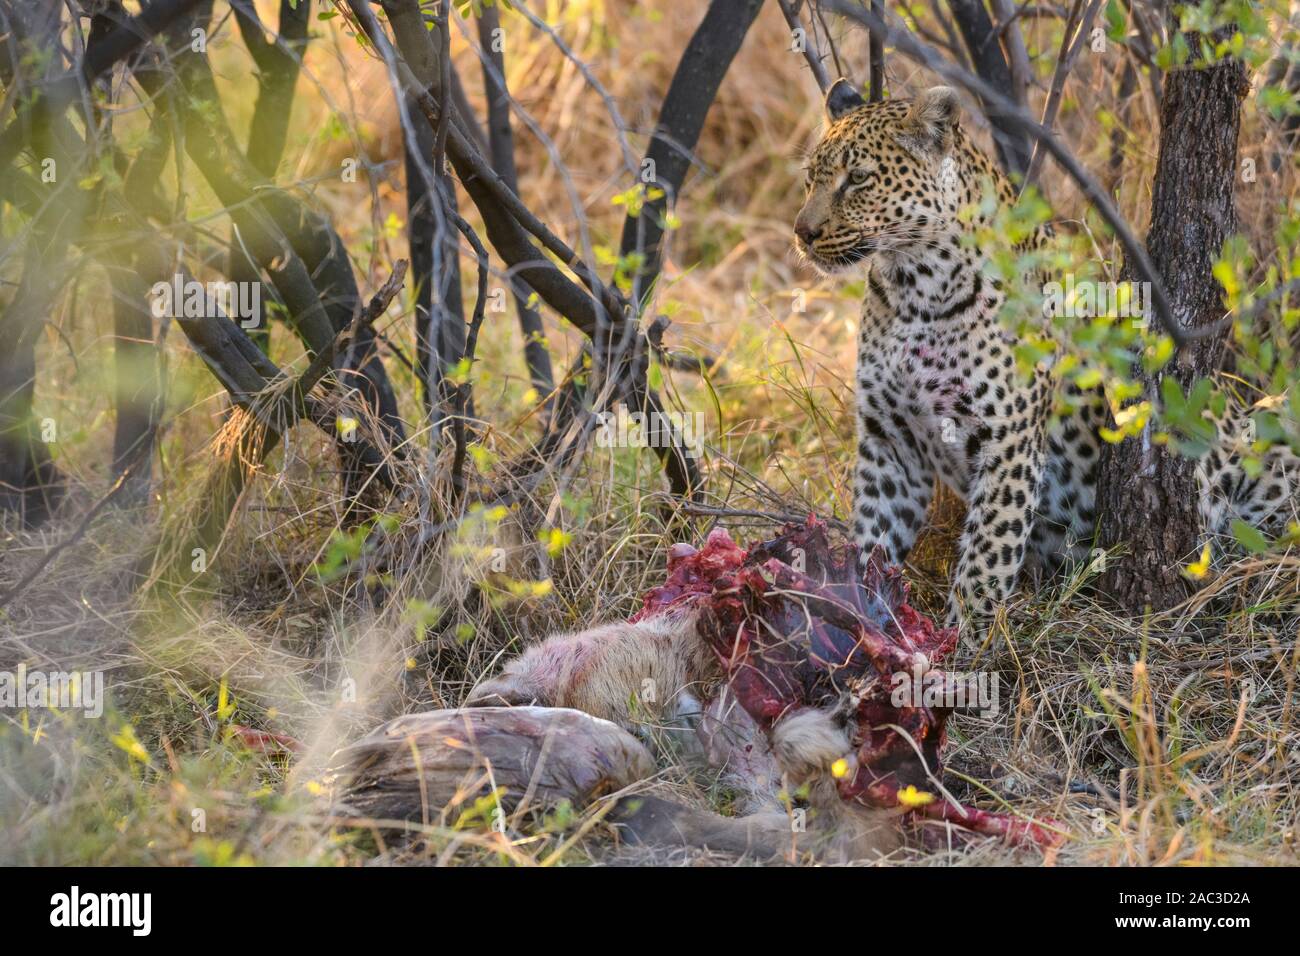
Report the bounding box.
[945,0,1033,177]
[1096,26,1248,613]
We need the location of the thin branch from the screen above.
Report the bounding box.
[1024,0,1103,188]
[448,214,489,505]
[989,0,1032,107]
[0,465,140,610]
[943,0,1033,175]
[0,0,206,173]
[512,0,640,174]
[778,0,833,92]
[616,0,766,306]
[356,0,623,337]
[869,0,885,101]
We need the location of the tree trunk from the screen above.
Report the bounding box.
[617,0,765,304]
[404,89,465,430]
[0,294,64,527]
[109,262,159,507]
[0,2,72,528]
[477,5,553,395]
[1095,21,1248,613]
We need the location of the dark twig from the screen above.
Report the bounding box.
[779,0,833,92]
[1024,0,1103,188]
[0,0,207,173]
[943,0,1033,176]
[869,0,885,101]
[617,0,766,307]
[448,215,489,505]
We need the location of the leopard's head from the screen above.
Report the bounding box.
[794,81,963,274]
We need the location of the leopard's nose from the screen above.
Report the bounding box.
[795,220,823,244]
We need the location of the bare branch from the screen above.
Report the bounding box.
[617,0,766,305]
[869,0,886,101]
[945,0,1033,175]
[1024,0,1103,188]
[475,4,553,392]
[778,0,833,92]
[989,0,1032,107]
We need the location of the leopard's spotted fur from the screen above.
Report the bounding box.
[794,81,1298,622]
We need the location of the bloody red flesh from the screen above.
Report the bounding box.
[638,517,1060,849]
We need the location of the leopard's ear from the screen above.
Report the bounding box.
[899,86,961,156]
[825,78,866,120]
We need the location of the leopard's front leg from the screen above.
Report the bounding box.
[948,415,1046,625]
[852,412,935,566]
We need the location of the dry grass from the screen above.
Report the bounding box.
[1,1,1298,866]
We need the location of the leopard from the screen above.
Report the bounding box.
[794,79,1299,624]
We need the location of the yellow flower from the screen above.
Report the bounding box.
[111,723,150,764]
[216,676,235,722]
[1185,543,1212,580]
[830,758,850,779]
[896,785,935,808]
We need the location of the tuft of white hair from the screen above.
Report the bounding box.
[770,708,851,780]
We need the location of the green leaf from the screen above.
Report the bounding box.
[1231,519,1271,554]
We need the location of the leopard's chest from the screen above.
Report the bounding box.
[856,314,1026,497]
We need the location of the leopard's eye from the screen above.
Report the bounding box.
[848,167,872,186]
